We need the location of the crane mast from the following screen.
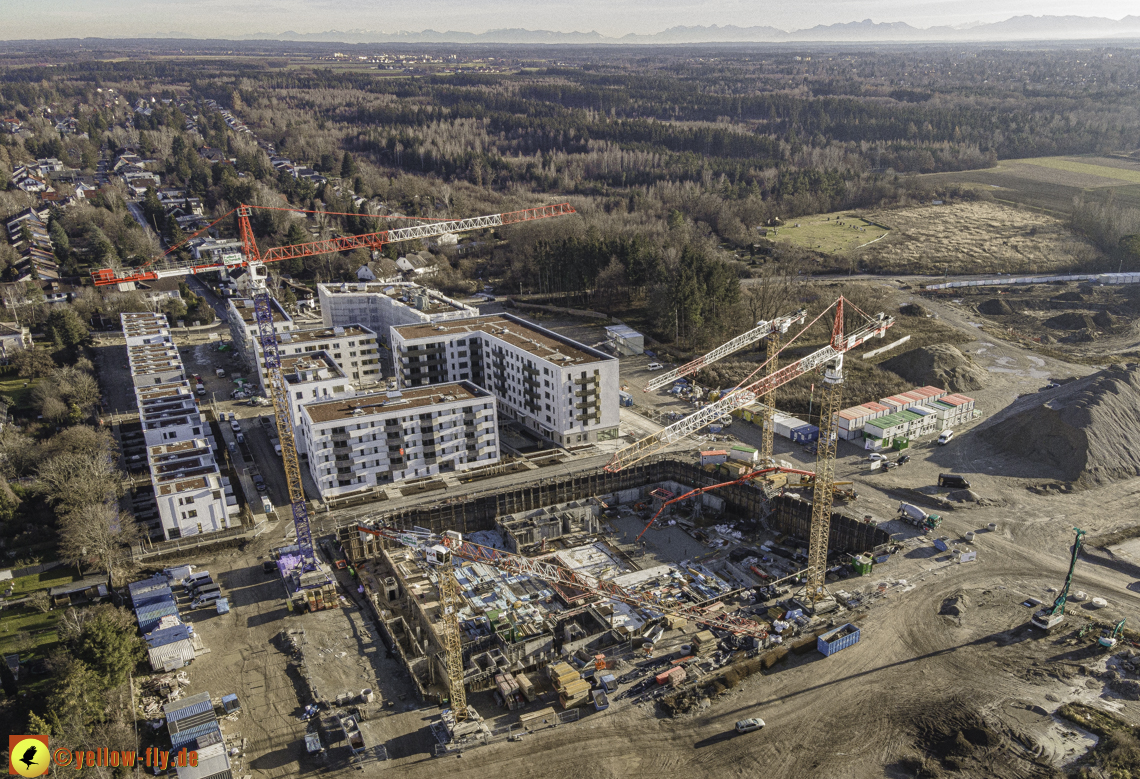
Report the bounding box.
[760,330,781,466]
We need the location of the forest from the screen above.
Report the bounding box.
[1,43,1139,347]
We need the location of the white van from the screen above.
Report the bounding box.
[938,430,954,445]
[647,362,664,371]
[735,718,765,733]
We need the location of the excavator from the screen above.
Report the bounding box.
[1031,527,1085,631]
[1099,619,1126,649]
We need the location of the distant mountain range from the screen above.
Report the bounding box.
[206,15,1140,45]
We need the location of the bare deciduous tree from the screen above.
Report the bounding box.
[57,505,141,587]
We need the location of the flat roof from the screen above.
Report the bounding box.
[394,314,610,367]
[279,324,375,345]
[303,381,487,424]
[229,297,290,325]
[148,438,210,456]
[137,382,193,401]
[157,475,211,496]
[321,282,474,316]
[281,351,346,383]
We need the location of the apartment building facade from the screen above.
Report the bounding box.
[122,313,234,541]
[252,324,381,388]
[316,282,478,350]
[390,314,620,446]
[299,382,499,500]
[226,296,294,371]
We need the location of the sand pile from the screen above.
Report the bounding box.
[1052,291,1086,302]
[980,364,1140,484]
[880,344,988,393]
[978,298,1014,315]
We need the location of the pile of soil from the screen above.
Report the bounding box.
[1052,291,1086,302]
[947,489,983,503]
[880,344,989,393]
[940,592,969,617]
[978,298,1014,315]
[980,364,1140,485]
[1045,312,1097,330]
[900,302,930,317]
[1093,310,1119,329]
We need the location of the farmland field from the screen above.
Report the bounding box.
[920,155,1140,214]
[765,212,889,254]
[858,201,1099,275]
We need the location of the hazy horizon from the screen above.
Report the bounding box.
[1,1,1138,41]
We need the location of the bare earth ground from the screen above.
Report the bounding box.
[860,201,1099,275]
[152,286,1140,779]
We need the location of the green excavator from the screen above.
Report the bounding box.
[1099,619,1126,650]
[1032,527,1085,631]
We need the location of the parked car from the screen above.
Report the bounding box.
[253,474,267,492]
[735,717,765,734]
[896,454,911,465]
[938,430,955,445]
[230,419,242,432]
[867,453,888,462]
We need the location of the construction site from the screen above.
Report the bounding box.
[90,200,1140,779]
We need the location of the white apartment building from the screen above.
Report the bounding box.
[121,313,231,541]
[148,438,237,539]
[226,297,294,371]
[253,324,381,389]
[299,382,499,500]
[316,282,478,350]
[280,351,356,444]
[390,313,620,446]
[136,380,208,448]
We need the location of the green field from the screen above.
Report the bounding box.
[766,212,890,254]
[921,155,1140,215]
[0,376,42,413]
[1010,156,1140,185]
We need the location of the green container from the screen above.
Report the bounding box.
[892,437,910,451]
[852,555,873,576]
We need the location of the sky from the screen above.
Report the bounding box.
[0,0,1137,40]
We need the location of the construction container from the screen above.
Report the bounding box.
[817,624,861,657]
[954,549,977,563]
[599,674,617,693]
[592,689,609,711]
[851,555,873,576]
[790,424,820,444]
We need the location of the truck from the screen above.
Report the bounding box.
[897,502,942,531]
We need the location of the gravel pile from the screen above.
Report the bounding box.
[978,298,1015,316]
[880,343,989,393]
[980,364,1140,485]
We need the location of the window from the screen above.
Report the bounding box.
[192,426,200,434]
[295,391,303,399]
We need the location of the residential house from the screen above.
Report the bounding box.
[1,118,21,134]
[396,252,438,277]
[0,322,30,359]
[355,257,400,283]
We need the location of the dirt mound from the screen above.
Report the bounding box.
[939,592,970,617]
[1045,312,1097,330]
[880,344,988,393]
[1052,291,1086,302]
[900,302,930,317]
[978,298,1014,315]
[1093,310,1119,329]
[947,489,983,503]
[979,364,1140,485]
